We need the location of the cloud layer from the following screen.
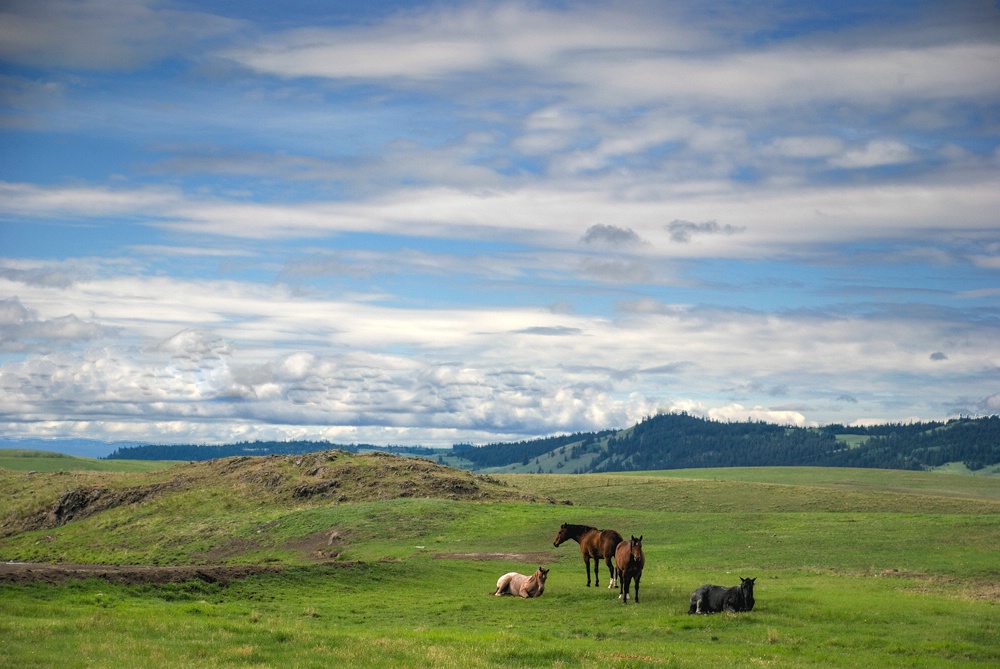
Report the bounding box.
[1,0,998,445]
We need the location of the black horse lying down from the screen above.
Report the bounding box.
[688,577,755,614]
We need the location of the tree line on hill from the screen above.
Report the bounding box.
[105,441,438,461]
[587,413,1000,473]
[103,414,1000,474]
[451,430,617,469]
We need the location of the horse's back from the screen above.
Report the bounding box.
[689,584,733,613]
[614,539,630,571]
[495,571,526,595]
[599,529,623,557]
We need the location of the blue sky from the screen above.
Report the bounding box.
[1,0,999,447]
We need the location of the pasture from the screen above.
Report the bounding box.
[1,455,998,668]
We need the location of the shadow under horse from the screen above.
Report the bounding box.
[553,523,624,588]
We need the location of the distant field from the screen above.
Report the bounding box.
[0,449,177,473]
[504,467,1000,514]
[1,453,997,668]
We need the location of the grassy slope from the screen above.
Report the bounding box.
[1,453,998,668]
[0,449,176,473]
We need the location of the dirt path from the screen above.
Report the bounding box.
[0,562,282,585]
[2,551,558,586]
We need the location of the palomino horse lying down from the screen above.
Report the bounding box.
[688,577,756,614]
[493,566,549,598]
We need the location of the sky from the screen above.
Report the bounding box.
[1,0,999,448]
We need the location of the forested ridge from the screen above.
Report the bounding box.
[103,414,1000,474]
[589,413,1000,473]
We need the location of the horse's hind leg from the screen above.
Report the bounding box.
[493,574,511,596]
[606,557,616,588]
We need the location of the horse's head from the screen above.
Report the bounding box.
[629,535,643,561]
[553,523,570,547]
[740,577,756,610]
[534,566,550,583]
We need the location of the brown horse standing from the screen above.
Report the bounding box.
[614,535,644,604]
[553,523,624,588]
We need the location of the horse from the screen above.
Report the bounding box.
[493,566,549,598]
[688,577,756,614]
[614,535,644,604]
[553,523,624,588]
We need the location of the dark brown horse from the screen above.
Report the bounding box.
[553,523,624,588]
[614,535,644,604]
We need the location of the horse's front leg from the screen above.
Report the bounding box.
[593,556,600,588]
[584,557,592,587]
[634,574,640,604]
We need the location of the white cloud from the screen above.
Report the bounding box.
[706,403,808,427]
[2,269,998,444]
[571,43,1000,109]
[5,176,998,258]
[767,135,844,159]
[0,296,119,353]
[225,4,692,81]
[828,140,917,169]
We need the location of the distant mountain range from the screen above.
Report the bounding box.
[4,413,999,475]
[0,438,144,459]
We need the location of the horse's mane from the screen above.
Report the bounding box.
[564,523,597,532]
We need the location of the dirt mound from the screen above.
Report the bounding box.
[12,479,186,536]
[189,450,547,505]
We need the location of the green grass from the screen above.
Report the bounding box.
[10,561,994,668]
[1,458,998,667]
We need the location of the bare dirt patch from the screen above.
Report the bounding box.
[0,562,282,586]
[433,551,556,562]
[876,568,1000,602]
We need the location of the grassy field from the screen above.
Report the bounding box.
[1,453,998,668]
